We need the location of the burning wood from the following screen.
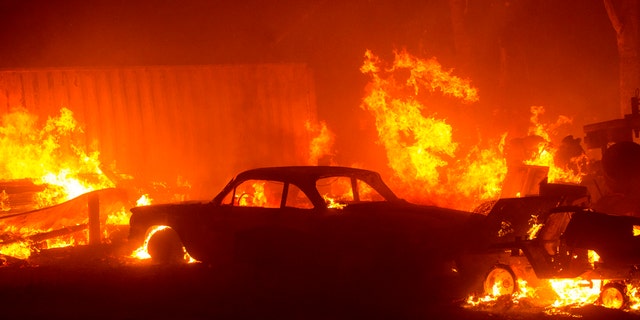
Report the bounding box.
[0,188,131,260]
[0,179,46,214]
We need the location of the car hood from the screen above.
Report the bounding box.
[130,201,208,214]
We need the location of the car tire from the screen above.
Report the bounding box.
[483,265,517,297]
[147,227,187,264]
[599,282,628,309]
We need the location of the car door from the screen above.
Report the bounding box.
[219,178,319,264]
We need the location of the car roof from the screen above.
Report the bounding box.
[213,166,400,206]
[234,166,384,181]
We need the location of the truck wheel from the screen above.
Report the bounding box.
[599,282,628,309]
[483,265,517,297]
[147,227,187,264]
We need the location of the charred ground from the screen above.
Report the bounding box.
[0,243,637,320]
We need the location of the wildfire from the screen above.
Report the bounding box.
[0,108,114,207]
[523,106,586,184]
[0,108,132,260]
[548,279,602,308]
[136,194,152,206]
[360,49,506,210]
[306,120,335,165]
[360,50,594,210]
[526,215,543,240]
[466,223,640,313]
[323,195,347,209]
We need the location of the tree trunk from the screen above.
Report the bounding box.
[604,0,640,116]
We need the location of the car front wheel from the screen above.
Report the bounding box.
[146,226,188,264]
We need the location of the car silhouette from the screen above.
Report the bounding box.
[128,166,477,277]
[456,183,640,309]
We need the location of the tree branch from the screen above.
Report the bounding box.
[604,0,623,35]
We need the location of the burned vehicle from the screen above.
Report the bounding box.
[128,166,476,275]
[456,183,640,309]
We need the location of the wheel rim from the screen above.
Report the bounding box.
[600,284,626,309]
[484,267,516,297]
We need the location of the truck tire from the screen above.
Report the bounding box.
[483,265,517,297]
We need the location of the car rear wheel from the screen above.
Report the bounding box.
[599,282,628,309]
[146,227,187,264]
[483,265,517,297]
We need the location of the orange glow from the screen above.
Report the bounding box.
[131,225,197,263]
[136,194,153,207]
[306,120,335,165]
[526,215,543,240]
[105,207,131,226]
[628,284,640,310]
[323,195,346,209]
[588,250,600,265]
[360,49,506,210]
[0,242,32,260]
[0,108,132,259]
[235,181,268,207]
[466,278,538,307]
[549,279,601,307]
[0,108,114,207]
[131,225,165,260]
[523,106,586,184]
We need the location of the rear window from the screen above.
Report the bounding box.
[316,176,385,208]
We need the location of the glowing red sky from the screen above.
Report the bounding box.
[0,0,620,168]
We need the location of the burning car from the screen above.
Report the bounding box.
[457,182,640,310]
[128,166,478,276]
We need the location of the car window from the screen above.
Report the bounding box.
[229,179,284,208]
[356,179,385,201]
[285,184,314,209]
[316,176,386,207]
[316,176,354,207]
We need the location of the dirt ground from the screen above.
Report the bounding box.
[0,245,638,320]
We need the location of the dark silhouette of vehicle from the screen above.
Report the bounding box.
[128,166,476,278]
[456,183,640,309]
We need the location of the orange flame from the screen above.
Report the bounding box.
[130,225,197,263]
[0,107,114,207]
[306,120,335,165]
[548,279,602,307]
[523,106,586,184]
[0,108,131,259]
[360,49,505,209]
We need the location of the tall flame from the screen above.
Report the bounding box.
[523,106,586,184]
[0,107,114,207]
[0,107,123,259]
[306,120,335,165]
[360,49,505,209]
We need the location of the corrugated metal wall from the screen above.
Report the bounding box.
[0,64,316,199]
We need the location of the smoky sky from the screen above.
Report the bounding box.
[0,0,620,169]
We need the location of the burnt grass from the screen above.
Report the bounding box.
[0,244,637,320]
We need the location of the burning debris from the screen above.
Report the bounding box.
[358,49,640,314]
[359,49,588,210]
[0,108,133,260]
[0,108,114,206]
